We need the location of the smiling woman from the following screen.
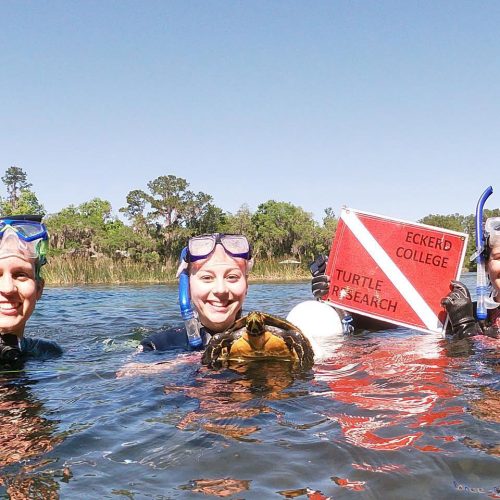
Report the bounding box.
[133,232,319,373]
[0,216,62,365]
[139,233,253,352]
[118,232,315,377]
[441,215,500,339]
[188,244,249,333]
[0,257,42,334]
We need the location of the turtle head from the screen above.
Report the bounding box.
[246,311,266,337]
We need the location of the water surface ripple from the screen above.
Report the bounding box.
[0,275,498,499]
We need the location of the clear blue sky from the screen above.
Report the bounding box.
[1,1,499,223]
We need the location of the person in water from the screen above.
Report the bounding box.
[0,215,62,366]
[309,218,500,339]
[441,216,500,339]
[139,233,253,352]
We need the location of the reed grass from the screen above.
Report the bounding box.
[43,256,177,284]
[251,259,310,281]
[42,256,311,284]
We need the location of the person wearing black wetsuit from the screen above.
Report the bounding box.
[441,216,500,339]
[0,215,62,367]
[140,233,253,353]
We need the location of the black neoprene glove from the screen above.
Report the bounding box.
[309,255,330,299]
[0,334,22,367]
[441,280,481,339]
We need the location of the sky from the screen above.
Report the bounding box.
[1,1,499,223]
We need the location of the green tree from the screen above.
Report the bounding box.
[120,189,149,235]
[0,190,45,217]
[121,175,224,260]
[2,166,31,209]
[251,200,319,260]
[223,204,256,240]
[45,198,154,259]
[316,207,338,256]
[0,166,45,215]
[418,209,500,270]
[187,203,227,235]
[418,213,466,233]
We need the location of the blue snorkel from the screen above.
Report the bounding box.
[178,247,203,348]
[474,186,493,320]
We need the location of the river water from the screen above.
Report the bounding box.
[0,274,498,499]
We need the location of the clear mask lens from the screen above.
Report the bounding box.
[188,233,250,261]
[485,217,500,247]
[0,227,48,261]
[188,236,217,257]
[220,235,249,254]
[0,228,38,260]
[0,220,47,241]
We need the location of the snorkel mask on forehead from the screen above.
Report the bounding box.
[177,233,252,349]
[0,215,49,279]
[186,233,252,263]
[176,233,252,277]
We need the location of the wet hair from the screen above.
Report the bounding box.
[35,260,45,282]
[484,235,500,261]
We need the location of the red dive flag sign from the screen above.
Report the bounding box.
[325,208,468,334]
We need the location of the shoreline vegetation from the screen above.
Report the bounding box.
[42,256,472,286]
[42,256,312,285]
[1,168,498,284]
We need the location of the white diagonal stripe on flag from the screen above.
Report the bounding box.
[342,210,443,332]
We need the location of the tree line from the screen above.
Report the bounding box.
[1,166,498,269]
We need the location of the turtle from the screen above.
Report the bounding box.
[201,311,315,369]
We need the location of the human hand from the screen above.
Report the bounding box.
[309,255,330,299]
[441,280,480,339]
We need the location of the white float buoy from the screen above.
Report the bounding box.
[286,300,344,361]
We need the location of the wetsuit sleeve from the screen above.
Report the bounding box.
[21,338,63,359]
[140,328,189,352]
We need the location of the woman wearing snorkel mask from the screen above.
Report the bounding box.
[441,216,500,339]
[0,216,62,366]
[140,233,253,352]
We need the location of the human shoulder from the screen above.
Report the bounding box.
[140,326,190,352]
[20,337,63,359]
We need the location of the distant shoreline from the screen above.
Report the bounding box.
[42,255,475,286]
[42,256,311,285]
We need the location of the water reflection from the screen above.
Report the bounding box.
[2,283,498,498]
[179,477,252,497]
[314,333,466,452]
[0,373,63,499]
[164,360,304,441]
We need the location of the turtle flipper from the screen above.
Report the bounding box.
[202,332,235,368]
[282,330,315,370]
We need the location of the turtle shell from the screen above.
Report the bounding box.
[201,311,314,369]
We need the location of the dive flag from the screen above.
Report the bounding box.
[325,208,468,334]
